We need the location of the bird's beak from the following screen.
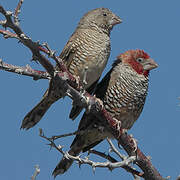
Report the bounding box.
[111,15,122,26]
[143,58,158,70]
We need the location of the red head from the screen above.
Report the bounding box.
[117,49,158,77]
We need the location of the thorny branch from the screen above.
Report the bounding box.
[14,0,24,25]
[0,29,19,39]
[39,129,137,173]
[89,149,142,180]
[0,58,50,80]
[107,137,126,160]
[0,2,165,180]
[31,165,40,180]
[40,128,144,178]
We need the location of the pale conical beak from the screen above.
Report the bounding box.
[143,58,158,71]
[111,15,122,26]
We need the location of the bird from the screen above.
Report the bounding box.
[20,8,122,130]
[52,49,158,177]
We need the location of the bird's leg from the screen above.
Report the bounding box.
[129,134,138,153]
[81,66,88,93]
[117,129,127,149]
[70,66,88,115]
[118,130,138,153]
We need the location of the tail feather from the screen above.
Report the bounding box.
[52,157,73,178]
[69,105,83,120]
[21,95,55,130]
[52,146,81,177]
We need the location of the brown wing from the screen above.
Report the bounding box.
[70,68,113,151]
[69,78,100,120]
[70,113,94,145]
[58,31,77,68]
[69,69,111,120]
[94,68,113,100]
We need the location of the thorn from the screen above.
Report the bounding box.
[66,89,73,98]
[85,155,89,160]
[78,162,82,169]
[80,66,88,92]
[146,156,152,161]
[57,145,64,150]
[92,165,96,174]
[0,58,3,65]
[109,148,113,153]
[31,55,39,64]
[108,165,113,172]
[46,143,53,151]
[64,152,70,160]
[6,11,13,16]
[165,176,171,180]
[25,64,33,70]
[39,128,43,136]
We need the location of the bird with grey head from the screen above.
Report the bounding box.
[20,8,122,130]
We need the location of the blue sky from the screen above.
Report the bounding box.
[0,0,180,179]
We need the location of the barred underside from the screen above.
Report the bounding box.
[103,63,149,129]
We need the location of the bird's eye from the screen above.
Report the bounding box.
[103,13,107,17]
[136,58,144,63]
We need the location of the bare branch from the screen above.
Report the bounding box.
[40,43,77,83]
[39,128,66,155]
[40,128,142,177]
[14,0,24,25]
[51,130,85,141]
[40,129,144,178]
[71,153,136,171]
[89,149,144,178]
[0,29,19,39]
[107,138,126,160]
[0,58,50,80]
[31,165,40,180]
[0,5,55,76]
[39,129,136,171]
[89,149,117,163]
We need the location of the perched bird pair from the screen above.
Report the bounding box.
[20,8,158,177]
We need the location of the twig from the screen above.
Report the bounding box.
[40,42,77,84]
[0,58,50,80]
[51,130,84,140]
[89,149,117,163]
[89,149,144,178]
[14,0,24,25]
[31,165,40,180]
[0,5,55,76]
[39,129,136,172]
[39,128,66,154]
[40,129,144,178]
[107,138,126,160]
[71,153,136,172]
[0,29,19,39]
[81,66,88,91]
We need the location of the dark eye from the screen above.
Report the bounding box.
[136,58,144,63]
[103,13,107,17]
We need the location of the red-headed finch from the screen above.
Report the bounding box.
[52,49,158,177]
